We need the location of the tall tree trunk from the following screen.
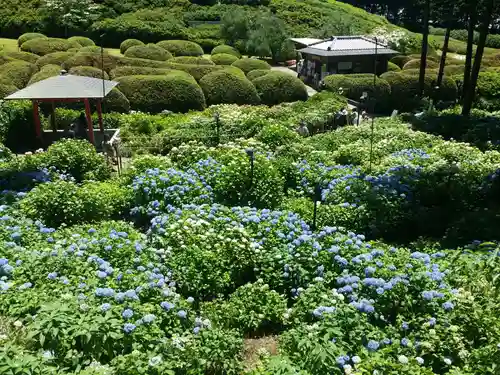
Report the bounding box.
[419,0,431,97]
[437,26,451,87]
[462,0,495,116]
[463,7,477,100]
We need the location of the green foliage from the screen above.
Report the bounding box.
[0,51,39,64]
[115,73,206,113]
[35,51,76,69]
[103,88,131,113]
[253,72,308,105]
[21,180,131,227]
[0,61,38,88]
[163,62,237,81]
[324,74,391,111]
[200,70,260,105]
[116,55,172,68]
[28,64,61,85]
[20,38,77,56]
[68,66,109,79]
[247,69,271,81]
[124,43,173,61]
[387,61,401,72]
[390,55,413,69]
[62,52,118,72]
[231,58,271,74]
[402,59,439,70]
[156,40,204,56]
[210,53,239,65]
[0,83,17,99]
[17,32,47,47]
[109,66,174,79]
[68,36,95,47]
[444,64,465,76]
[170,56,215,65]
[211,44,241,57]
[220,7,250,47]
[119,39,144,55]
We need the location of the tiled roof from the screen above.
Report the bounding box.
[297,36,398,57]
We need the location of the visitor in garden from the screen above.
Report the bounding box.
[72,113,89,141]
[297,121,309,137]
[102,134,116,164]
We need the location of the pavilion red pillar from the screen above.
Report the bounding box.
[84,99,95,145]
[96,99,104,133]
[32,100,42,139]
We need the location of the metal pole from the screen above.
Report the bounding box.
[368,38,377,174]
[312,183,321,231]
[100,33,106,124]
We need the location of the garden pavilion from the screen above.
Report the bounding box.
[4,71,118,145]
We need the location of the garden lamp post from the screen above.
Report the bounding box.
[312,183,322,231]
[213,112,220,145]
[368,37,378,174]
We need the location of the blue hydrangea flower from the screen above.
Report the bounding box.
[142,314,156,324]
[177,310,187,319]
[161,301,174,311]
[442,301,455,311]
[123,323,136,334]
[100,303,111,312]
[122,309,134,319]
[367,340,379,351]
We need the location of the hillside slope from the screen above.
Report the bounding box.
[0,0,395,48]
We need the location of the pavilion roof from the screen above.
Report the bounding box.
[4,74,118,100]
[298,36,398,57]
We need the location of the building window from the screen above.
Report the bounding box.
[338,61,353,74]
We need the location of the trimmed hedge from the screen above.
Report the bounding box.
[170,56,215,65]
[120,39,144,55]
[63,52,118,73]
[232,58,271,74]
[0,51,39,64]
[103,88,130,113]
[253,71,308,105]
[200,70,260,105]
[79,46,102,53]
[409,54,439,62]
[387,61,401,72]
[68,66,110,79]
[35,51,75,69]
[0,83,17,98]
[17,33,46,47]
[116,56,171,69]
[324,74,391,110]
[390,55,412,69]
[400,68,440,76]
[115,74,206,113]
[211,53,239,65]
[247,69,271,81]
[383,72,458,111]
[0,55,16,65]
[211,45,241,58]
[110,66,170,79]
[444,65,465,76]
[476,71,500,100]
[21,38,79,56]
[156,40,204,56]
[124,44,173,61]
[403,59,439,70]
[163,62,218,81]
[28,64,61,85]
[0,61,38,88]
[68,36,95,47]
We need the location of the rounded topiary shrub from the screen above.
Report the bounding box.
[110,66,179,79]
[211,45,241,58]
[120,39,145,55]
[115,74,206,113]
[247,69,271,81]
[68,36,95,47]
[0,83,17,98]
[211,53,239,65]
[21,38,76,56]
[403,59,439,70]
[444,64,465,76]
[124,44,173,61]
[252,71,308,105]
[104,88,130,113]
[28,64,61,85]
[115,56,171,69]
[400,68,440,76]
[79,46,102,53]
[324,74,391,111]
[0,51,39,64]
[387,61,401,72]
[170,56,214,65]
[390,55,413,68]
[200,70,260,105]
[35,51,75,68]
[0,61,38,88]
[18,33,46,47]
[0,55,16,65]
[164,62,218,81]
[232,58,271,74]
[69,66,109,79]
[63,52,118,73]
[157,40,204,56]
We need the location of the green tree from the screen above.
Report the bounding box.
[220,8,250,47]
[41,0,101,36]
[246,14,296,63]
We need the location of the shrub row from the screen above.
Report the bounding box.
[124,44,173,61]
[20,37,80,56]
